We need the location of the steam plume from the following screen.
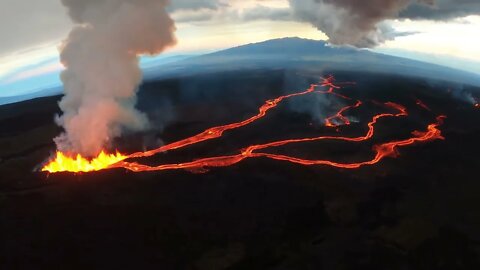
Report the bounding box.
[55,0,176,156]
[289,0,435,47]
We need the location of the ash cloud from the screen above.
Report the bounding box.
[288,0,480,47]
[55,0,176,156]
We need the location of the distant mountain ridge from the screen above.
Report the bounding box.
[205,38,355,56]
[3,37,480,106]
[149,37,480,87]
[0,87,61,106]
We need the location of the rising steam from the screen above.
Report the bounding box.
[55,0,176,156]
[289,0,435,47]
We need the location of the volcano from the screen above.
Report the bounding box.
[1,38,480,269]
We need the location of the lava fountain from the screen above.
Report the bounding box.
[42,76,446,174]
[42,151,127,173]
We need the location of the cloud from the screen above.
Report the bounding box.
[168,0,226,11]
[242,5,291,21]
[0,0,71,56]
[0,0,225,56]
[172,2,291,24]
[287,0,480,47]
[172,9,218,23]
[400,0,480,20]
[2,61,63,84]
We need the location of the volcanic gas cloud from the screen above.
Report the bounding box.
[54,0,176,156]
[289,0,437,47]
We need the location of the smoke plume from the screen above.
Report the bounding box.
[55,0,176,156]
[289,0,435,47]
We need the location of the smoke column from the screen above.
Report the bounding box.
[289,0,435,47]
[55,0,176,156]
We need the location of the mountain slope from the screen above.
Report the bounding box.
[3,37,480,106]
[150,37,480,87]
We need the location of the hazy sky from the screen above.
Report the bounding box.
[1,0,480,96]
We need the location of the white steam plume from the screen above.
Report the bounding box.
[289,0,435,47]
[55,0,176,156]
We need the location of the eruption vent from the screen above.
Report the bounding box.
[55,0,176,156]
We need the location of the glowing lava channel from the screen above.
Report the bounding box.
[42,76,446,174]
[129,76,339,159]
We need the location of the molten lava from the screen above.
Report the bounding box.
[253,116,445,169]
[42,75,446,174]
[325,100,362,127]
[42,151,127,173]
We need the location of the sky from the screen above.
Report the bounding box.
[1,0,480,97]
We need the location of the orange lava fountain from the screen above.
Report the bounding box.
[42,75,446,174]
[42,151,127,173]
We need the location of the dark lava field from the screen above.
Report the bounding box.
[1,70,480,269]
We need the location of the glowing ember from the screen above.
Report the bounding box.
[42,151,127,173]
[475,103,479,109]
[416,99,431,111]
[43,75,446,174]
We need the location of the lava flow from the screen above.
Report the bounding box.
[253,116,445,169]
[325,100,362,127]
[128,76,339,159]
[42,75,446,174]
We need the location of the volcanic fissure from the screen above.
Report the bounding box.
[42,75,446,174]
